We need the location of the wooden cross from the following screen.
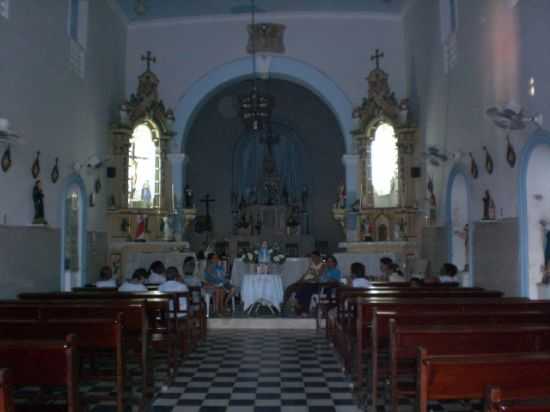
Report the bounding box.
[371,49,384,69]
[200,194,216,217]
[141,51,157,71]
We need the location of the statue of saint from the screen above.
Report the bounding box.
[32,179,47,225]
[483,190,496,220]
[141,181,152,207]
[184,184,194,209]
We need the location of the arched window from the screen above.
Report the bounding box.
[128,122,161,209]
[371,123,399,208]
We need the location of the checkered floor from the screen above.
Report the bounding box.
[151,330,360,412]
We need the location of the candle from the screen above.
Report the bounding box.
[171,184,176,213]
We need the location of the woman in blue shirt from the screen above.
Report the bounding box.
[321,256,342,283]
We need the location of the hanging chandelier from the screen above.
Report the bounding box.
[239,0,274,131]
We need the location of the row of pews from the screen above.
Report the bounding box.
[324,283,550,411]
[0,288,207,412]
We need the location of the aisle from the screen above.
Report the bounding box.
[152,330,360,412]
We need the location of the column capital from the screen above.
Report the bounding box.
[342,154,359,167]
[167,152,189,165]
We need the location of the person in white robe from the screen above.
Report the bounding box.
[146,260,166,284]
[350,262,370,288]
[439,263,459,283]
[159,266,189,314]
[119,268,148,292]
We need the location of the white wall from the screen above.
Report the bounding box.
[403,0,550,295]
[0,0,126,231]
[125,13,407,133]
[0,0,126,295]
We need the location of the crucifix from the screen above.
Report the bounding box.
[141,50,157,71]
[200,194,216,217]
[371,48,384,70]
[260,129,280,154]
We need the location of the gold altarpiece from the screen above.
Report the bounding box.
[335,51,419,258]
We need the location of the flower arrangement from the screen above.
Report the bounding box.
[238,242,287,265]
[271,253,287,265]
[240,249,259,264]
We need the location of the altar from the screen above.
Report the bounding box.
[241,274,284,312]
[231,257,310,289]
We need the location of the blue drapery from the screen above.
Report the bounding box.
[232,121,306,205]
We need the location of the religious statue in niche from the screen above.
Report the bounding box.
[454,223,470,272]
[141,181,152,208]
[134,214,146,241]
[32,179,47,225]
[184,184,194,209]
[286,206,301,236]
[361,217,373,241]
[482,190,496,220]
[246,23,286,54]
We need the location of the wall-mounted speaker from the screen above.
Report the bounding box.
[107,167,116,178]
[411,167,421,178]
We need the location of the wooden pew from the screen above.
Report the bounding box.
[0,316,126,412]
[484,386,550,412]
[392,324,550,412]
[369,310,550,407]
[0,301,152,401]
[0,334,79,412]
[417,350,550,412]
[0,369,14,412]
[333,297,533,375]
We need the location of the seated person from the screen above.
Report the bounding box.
[377,257,394,281]
[388,263,407,282]
[439,263,459,283]
[119,268,148,292]
[351,262,370,288]
[292,251,326,316]
[320,256,342,283]
[159,266,189,314]
[284,251,325,304]
[182,256,202,287]
[96,265,117,288]
[204,253,235,314]
[146,261,166,284]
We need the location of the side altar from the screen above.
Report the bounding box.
[334,49,420,265]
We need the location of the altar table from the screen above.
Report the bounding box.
[231,258,309,289]
[241,274,284,311]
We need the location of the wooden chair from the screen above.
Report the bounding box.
[0,369,14,412]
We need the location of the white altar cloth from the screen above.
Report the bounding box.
[231,258,309,289]
[241,274,284,311]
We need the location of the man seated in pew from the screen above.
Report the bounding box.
[182,256,202,288]
[118,268,148,292]
[350,262,370,288]
[439,262,459,283]
[146,260,167,284]
[95,265,118,288]
[388,263,407,282]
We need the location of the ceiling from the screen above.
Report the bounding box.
[117,0,406,22]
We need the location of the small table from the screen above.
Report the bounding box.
[241,274,284,313]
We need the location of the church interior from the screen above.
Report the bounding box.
[2,0,550,411]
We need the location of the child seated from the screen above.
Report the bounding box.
[439,263,459,283]
[350,262,370,288]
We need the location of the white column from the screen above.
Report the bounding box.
[167,153,189,209]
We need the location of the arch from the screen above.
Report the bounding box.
[518,130,550,298]
[172,56,354,154]
[59,173,88,291]
[445,163,474,285]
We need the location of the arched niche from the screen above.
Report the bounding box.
[518,132,550,298]
[446,164,473,285]
[59,174,87,291]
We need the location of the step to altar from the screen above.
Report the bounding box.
[207,317,318,330]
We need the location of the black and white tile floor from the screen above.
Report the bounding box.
[80,329,480,412]
[151,330,360,412]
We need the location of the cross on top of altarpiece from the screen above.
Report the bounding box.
[200,194,216,217]
[370,48,384,70]
[141,50,157,72]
